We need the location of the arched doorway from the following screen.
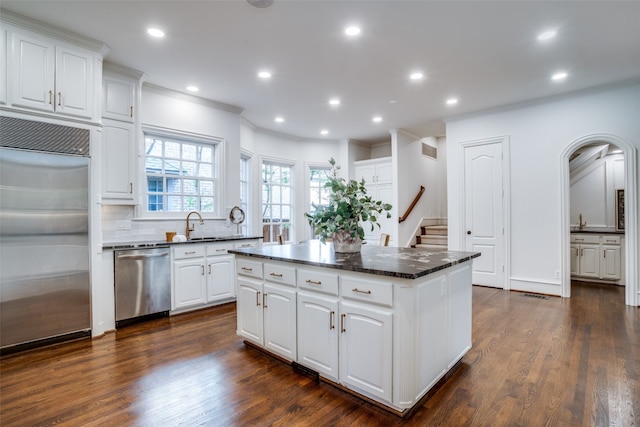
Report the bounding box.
[560,133,638,306]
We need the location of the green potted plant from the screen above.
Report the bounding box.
[305,158,392,253]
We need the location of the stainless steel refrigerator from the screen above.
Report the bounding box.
[0,117,91,351]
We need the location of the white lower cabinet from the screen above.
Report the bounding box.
[172,242,243,313]
[297,291,339,381]
[571,234,622,281]
[236,260,297,361]
[339,300,393,402]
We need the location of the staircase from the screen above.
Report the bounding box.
[414,225,448,251]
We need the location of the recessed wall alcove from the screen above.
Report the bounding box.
[560,133,638,306]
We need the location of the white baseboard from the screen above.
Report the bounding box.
[510,277,562,296]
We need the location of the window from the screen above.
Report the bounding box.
[239,154,250,234]
[262,161,293,244]
[144,132,219,214]
[308,166,331,236]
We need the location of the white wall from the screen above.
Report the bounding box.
[392,131,442,246]
[446,82,640,296]
[570,154,624,228]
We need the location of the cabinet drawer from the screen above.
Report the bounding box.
[207,242,233,256]
[297,268,339,295]
[173,244,205,259]
[264,262,296,287]
[570,235,599,244]
[234,240,260,249]
[237,258,263,279]
[601,235,621,245]
[341,276,393,307]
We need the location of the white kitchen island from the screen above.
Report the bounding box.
[230,241,480,417]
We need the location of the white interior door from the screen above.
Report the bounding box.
[463,142,505,288]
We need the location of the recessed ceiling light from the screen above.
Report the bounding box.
[329,98,341,106]
[147,27,165,38]
[389,100,397,104]
[274,116,284,123]
[372,116,382,123]
[551,71,568,81]
[409,72,424,80]
[186,86,199,92]
[345,26,361,36]
[258,70,272,79]
[320,130,329,135]
[537,30,557,41]
[446,98,459,105]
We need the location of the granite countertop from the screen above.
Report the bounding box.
[570,227,624,235]
[103,235,263,251]
[229,240,481,280]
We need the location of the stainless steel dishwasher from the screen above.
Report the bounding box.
[115,247,171,328]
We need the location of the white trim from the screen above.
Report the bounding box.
[458,136,511,290]
[560,133,638,306]
[510,277,562,296]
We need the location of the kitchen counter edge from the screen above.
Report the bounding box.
[103,236,263,251]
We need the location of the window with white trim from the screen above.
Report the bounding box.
[308,166,331,236]
[262,161,293,244]
[144,132,219,214]
[239,154,250,234]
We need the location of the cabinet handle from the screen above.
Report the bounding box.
[48,90,53,105]
[58,92,62,106]
[130,106,133,117]
[208,264,212,274]
[240,244,251,248]
[330,310,335,330]
[241,267,253,272]
[216,249,226,252]
[575,238,584,242]
[263,292,267,308]
[269,272,283,278]
[352,288,372,295]
[580,248,584,256]
[201,265,205,275]
[129,183,133,194]
[305,279,322,285]
[340,314,346,333]
[256,291,261,307]
[603,250,606,258]
[606,239,616,243]
[185,251,196,255]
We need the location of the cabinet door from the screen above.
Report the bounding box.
[9,31,55,112]
[297,291,339,380]
[601,245,621,280]
[570,245,579,275]
[102,120,135,202]
[375,162,393,184]
[263,283,297,361]
[55,46,93,119]
[103,75,135,122]
[339,301,392,402]
[173,258,207,310]
[207,255,235,302]
[354,164,376,184]
[448,264,472,368]
[236,277,263,345]
[579,245,600,278]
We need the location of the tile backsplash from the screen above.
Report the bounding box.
[102,205,243,243]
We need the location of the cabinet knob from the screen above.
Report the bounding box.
[467,230,472,235]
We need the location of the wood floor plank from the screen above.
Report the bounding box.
[1,283,638,426]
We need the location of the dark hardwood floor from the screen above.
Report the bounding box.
[1,281,638,426]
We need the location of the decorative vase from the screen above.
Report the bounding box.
[332,230,362,253]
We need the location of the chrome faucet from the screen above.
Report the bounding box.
[578,213,587,231]
[185,211,204,240]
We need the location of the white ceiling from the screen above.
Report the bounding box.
[2,1,640,143]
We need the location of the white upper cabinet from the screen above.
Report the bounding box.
[354,157,393,184]
[102,71,136,122]
[8,29,95,120]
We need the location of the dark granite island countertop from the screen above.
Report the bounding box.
[229,240,480,280]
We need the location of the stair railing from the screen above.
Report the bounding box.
[398,186,425,223]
